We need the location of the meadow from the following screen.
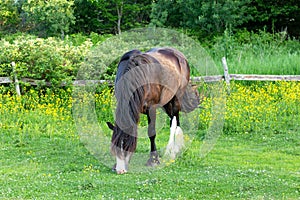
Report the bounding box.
[1,30,300,199]
[208,30,300,75]
[0,80,299,199]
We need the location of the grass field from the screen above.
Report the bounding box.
[208,30,300,75]
[0,81,299,199]
[1,128,299,199]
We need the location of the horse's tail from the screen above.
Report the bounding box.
[110,127,137,158]
[181,84,201,113]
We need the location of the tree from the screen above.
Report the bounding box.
[72,0,152,34]
[0,0,21,34]
[151,0,252,38]
[22,0,75,38]
[244,0,300,37]
[72,0,108,34]
[150,0,300,38]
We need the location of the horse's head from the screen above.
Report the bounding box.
[107,122,119,154]
[106,121,137,174]
[106,122,127,156]
[180,84,201,113]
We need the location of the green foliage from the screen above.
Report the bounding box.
[0,0,20,34]
[73,0,152,34]
[196,0,252,35]
[1,0,300,39]
[72,0,109,34]
[150,0,300,39]
[245,0,300,37]
[21,0,75,38]
[0,34,93,88]
[65,32,112,46]
[151,0,253,38]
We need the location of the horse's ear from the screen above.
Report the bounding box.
[106,122,115,130]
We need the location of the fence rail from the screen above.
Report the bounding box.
[2,74,300,85]
[0,77,12,84]
[190,74,300,82]
[1,58,300,95]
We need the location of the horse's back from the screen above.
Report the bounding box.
[146,48,190,82]
[116,48,189,85]
[146,48,199,113]
[115,47,196,112]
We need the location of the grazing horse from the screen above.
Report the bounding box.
[107,47,199,174]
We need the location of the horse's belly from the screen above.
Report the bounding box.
[141,83,180,114]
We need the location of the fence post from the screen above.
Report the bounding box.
[222,57,230,94]
[11,62,21,96]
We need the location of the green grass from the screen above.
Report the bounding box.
[1,124,299,199]
[207,30,300,76]
[225,44,300,75]
[1,81,300,199]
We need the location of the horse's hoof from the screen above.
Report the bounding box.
[112,164,116,172]
[146,151,160,167]
[146,159,160,167]
[117,169,127,174]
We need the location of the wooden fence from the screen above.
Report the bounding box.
[1,58,300,95]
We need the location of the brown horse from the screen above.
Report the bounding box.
[107,47,199,174]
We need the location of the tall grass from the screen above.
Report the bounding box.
[208,29,300,75]
[1,81,298,139]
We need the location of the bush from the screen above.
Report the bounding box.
[64,32,113,46]
[0,34,93,88]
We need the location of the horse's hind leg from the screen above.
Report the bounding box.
[164,98,184,159]
[164,97,181,127]
[146,107,160,166]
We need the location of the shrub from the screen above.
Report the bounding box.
[0,34,93,88]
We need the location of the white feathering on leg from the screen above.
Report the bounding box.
[170,116,177,138]
[165,117,184,160]
[174,126,184,153]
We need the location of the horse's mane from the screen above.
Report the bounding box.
[115,49,141,84]
[115,52,161,125]
[113,51,161,155]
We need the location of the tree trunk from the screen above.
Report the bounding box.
[61,29,65,40]
[116,1,123,34]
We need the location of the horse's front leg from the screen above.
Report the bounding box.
[146,107,160,166]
